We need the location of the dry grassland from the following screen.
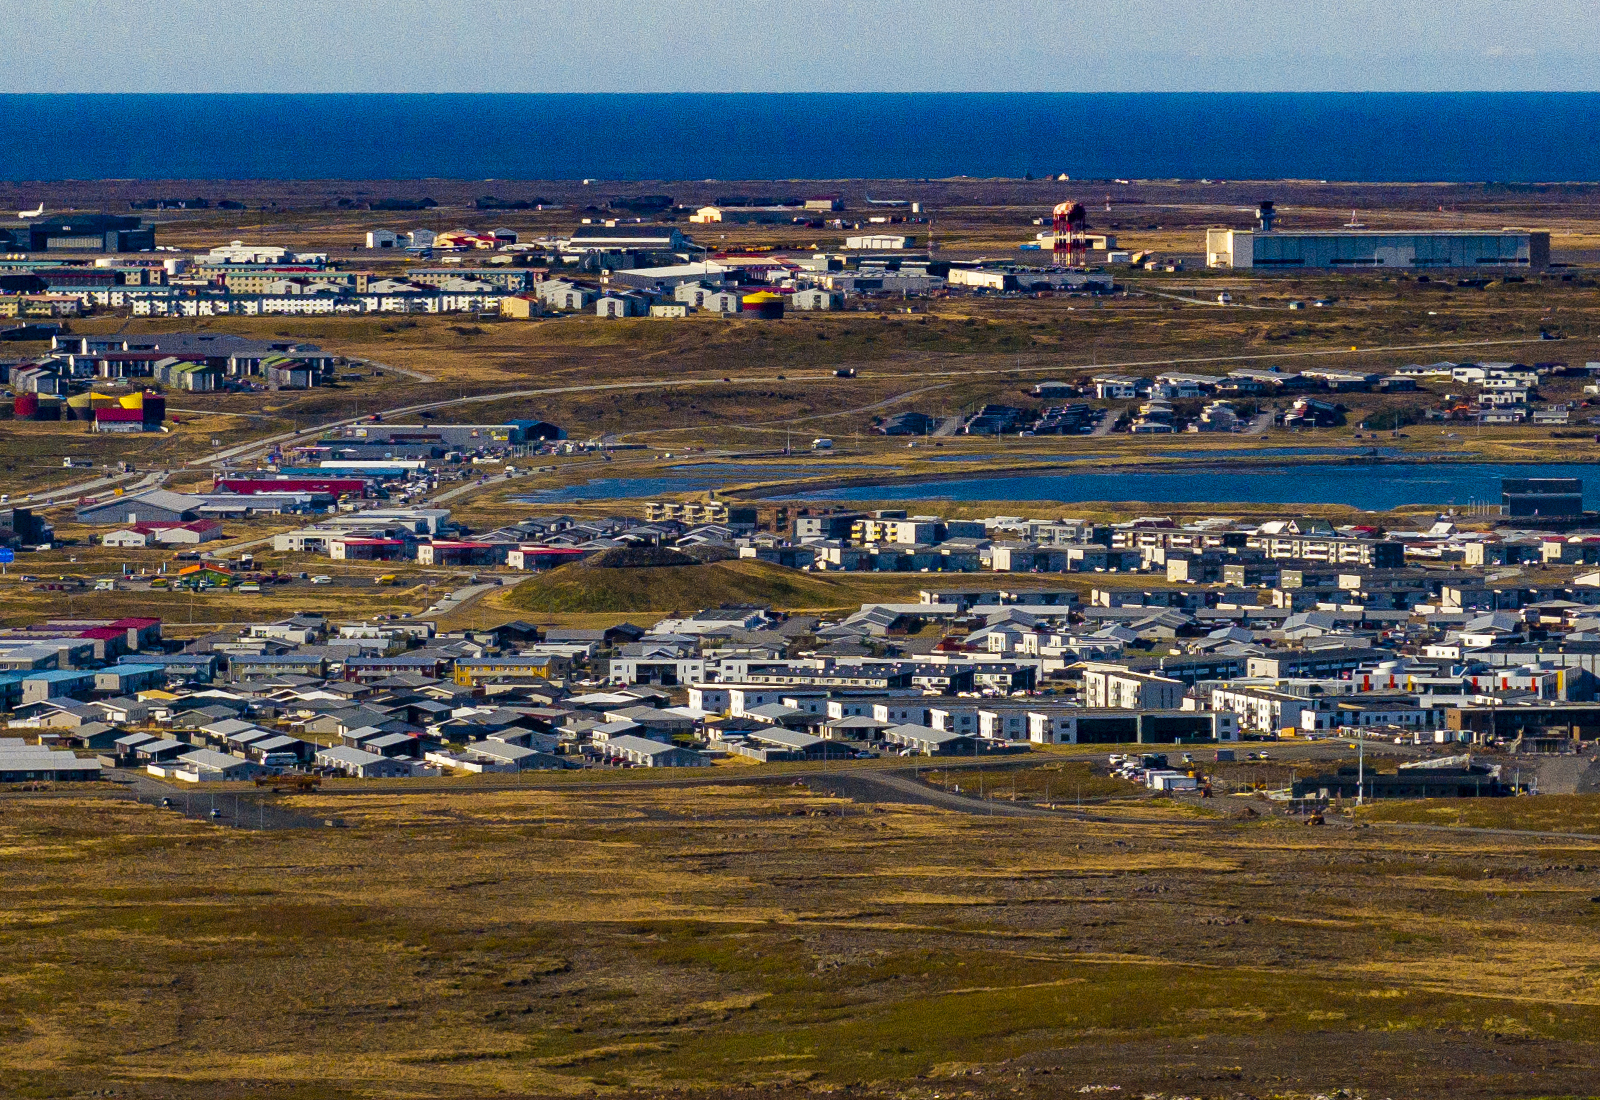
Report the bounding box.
[41,268,1600,458]
[3,783,1600,1099]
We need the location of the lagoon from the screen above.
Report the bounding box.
[794,462,1600,511]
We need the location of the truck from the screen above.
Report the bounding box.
[811,438,833,451]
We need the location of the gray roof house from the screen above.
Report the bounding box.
[173,748,267,782]
[599,734,708,768]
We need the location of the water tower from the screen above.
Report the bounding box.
[1052,201,1088,266]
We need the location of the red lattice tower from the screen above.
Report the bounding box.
[1052,201,1088,267]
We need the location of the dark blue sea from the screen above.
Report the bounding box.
[7,93,1600,181]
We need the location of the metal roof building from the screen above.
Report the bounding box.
[1206,228,1549,271]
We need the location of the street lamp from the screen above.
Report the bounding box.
[1355,724,1365,807]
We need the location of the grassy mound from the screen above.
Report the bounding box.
[583,546,699,568]
[506,557,865,613]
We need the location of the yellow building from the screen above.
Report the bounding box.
[453,657,565,686]
[0,294,84,317]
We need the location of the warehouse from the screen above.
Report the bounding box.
[1206,228,1548,271]
[606,262,729,291]
[75,490,204,525]
[0,215,155,253]
[563,226,686,253]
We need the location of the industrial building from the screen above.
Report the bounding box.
[563,225,685,253]
[1502,477,1584,518]
[1206,226,1548,271]
[0,215,155,253]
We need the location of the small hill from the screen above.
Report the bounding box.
[505,557,866,614]
[583,546,699,568]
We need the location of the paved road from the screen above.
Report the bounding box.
[108,773,325,831]
[807,769,1058,817]
[346,356,436,383]
[428,466,549,504]
[20,468,160,506]
[1139,288,1276,310]
[418,582,498,620]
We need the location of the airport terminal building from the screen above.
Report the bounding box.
[1206,228,1549,271]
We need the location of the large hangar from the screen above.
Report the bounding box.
[1207,226,1548,271]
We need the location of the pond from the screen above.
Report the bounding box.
[921,446,1423,462]
[786,462,1600,510]
[518,463,869,502]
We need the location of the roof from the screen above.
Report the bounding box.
[315,745,382,766]
[22,669,95,683]
[105,663,163,677]
[883,722,968,743]
[605,734,695,757]
[178,748,255,771]
[570,225,679,240]
[0,751,99,773]
[471,740,537,762]
[78,489,204,516]
[748,728,823,749]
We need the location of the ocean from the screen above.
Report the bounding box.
[6,92,1600,181]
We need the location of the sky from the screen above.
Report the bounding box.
[6,0,1600,93]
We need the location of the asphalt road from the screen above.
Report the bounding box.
[21,468,161,506]
[418,582,499,620]
[107,773,325,830]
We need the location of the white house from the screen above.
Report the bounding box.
[160,749,266,783]
[844,235,909,250]
[536,280,597,311]
[790,288,841,311]
[596,293,649,318]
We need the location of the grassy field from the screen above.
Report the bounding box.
[499,557,1089,616]
[3,783,1600,1098]
[29,268,1600,456]
[1359,792,1600,834]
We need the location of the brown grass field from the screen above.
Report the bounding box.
[3,780,1600,1099]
